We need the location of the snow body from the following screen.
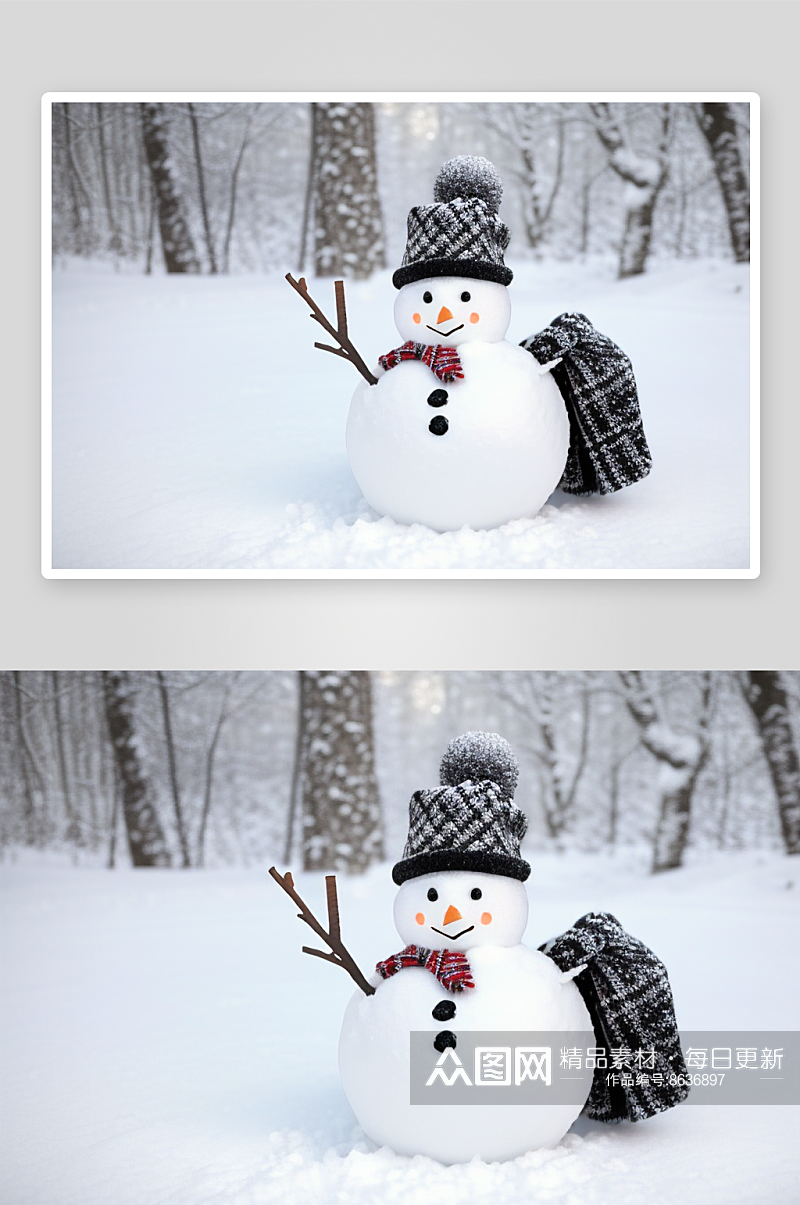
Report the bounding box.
[338,871,593,1163]
[345,277,570,532]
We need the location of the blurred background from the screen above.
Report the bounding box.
[1,670,795,874]
[51,100,750,282]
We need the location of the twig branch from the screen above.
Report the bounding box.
[335,280,348,339]
[285,274,377,386]
[269,866,376,996]
[326,875,341,943]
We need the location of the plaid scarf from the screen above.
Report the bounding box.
[378,341,465,383]
[376,944,475,993]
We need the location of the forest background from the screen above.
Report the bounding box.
[51,98,749,283]
[3,669,797,876]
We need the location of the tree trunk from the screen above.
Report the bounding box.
[196,683,235,869]
[144,180,157,275]
[95,102,122,256]
[187,103,217,273]
[518,109,565,250]
[619,670,712,872]
[101,671,172,867]
[579,177,592,258]
[312,102,385,280]
[293,671,384,873]
[490,672,590,843]
[590,102,671,279]
[61,102,92,256]
[608,757,620,847]
[650,755,706,873]
[11,672,42,845]
[537,672,591,840]
[51,671,80,844]
[140,103,200,274]
[297,102,317,274]
[619,191,661,279]
[107,766,120,869]
[284,669,306,863]
[155,671,191,867]
[696,102,749,263]
[223,110,253,274]
[742,672,800,854]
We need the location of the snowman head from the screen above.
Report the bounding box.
[394,277,511,348]
[394,869,528,951]
[392,156,514,347]
[392,733,531,952]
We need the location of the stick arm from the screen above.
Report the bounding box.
[269,866,376,996]
[285,274,378,386]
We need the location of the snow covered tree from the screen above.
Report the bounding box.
[57,102,93,258]
[186,103,218,273]
[741,672,800,855]
[94,102,123,256]
[51,671,81,845]
[311,102,385,280]
[482,103,565,250]
[140,103,201,274]
[154,672,191,868]
[101,671,172,867]
[590,103,672,278]
[619,670,713,872]
[291,671,383,873]
[5,672,46,846]
[491,671,592,842]
[695,102,749,263]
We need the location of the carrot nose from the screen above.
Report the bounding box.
[437,306,454,324]
[443,904,462,926]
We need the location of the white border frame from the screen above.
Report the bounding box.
[41,91,760,581]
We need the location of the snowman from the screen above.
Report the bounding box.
[288,155,652,529]
[338,733,593,1162]
[346,157,570,532]
[271,732,688,1165]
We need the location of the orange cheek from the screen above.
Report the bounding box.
[481,912,492,925]
[416,912,425,925]
[412,313,422,324]
[469,312,480,324]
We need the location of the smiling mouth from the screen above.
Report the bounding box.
[430,925,475,941]
[426,324,464,338]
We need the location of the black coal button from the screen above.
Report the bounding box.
[429,415,449,436]
[434,1030,457,1052]
[427,389,448,408]
[432,999,456,1022]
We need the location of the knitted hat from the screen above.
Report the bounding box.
[392,156,513,290]
[392,732,530,885]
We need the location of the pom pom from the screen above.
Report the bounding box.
[433,156,503,214]
[439,732,518,799]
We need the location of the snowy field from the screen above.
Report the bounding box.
[1,851,797,1205]
[48,259,753,576]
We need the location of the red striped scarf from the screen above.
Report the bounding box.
[378,342,465,383]
[376,944,475,992]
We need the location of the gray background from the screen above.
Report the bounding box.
[2,1,795,670]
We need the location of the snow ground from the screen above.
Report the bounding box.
[48,259,753,575]
[1,851,797,1204]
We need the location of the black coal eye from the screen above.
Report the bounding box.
[422,291,433,304]
[427,887,438,902]
[461,291,471,303]
[470,888,482,900]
